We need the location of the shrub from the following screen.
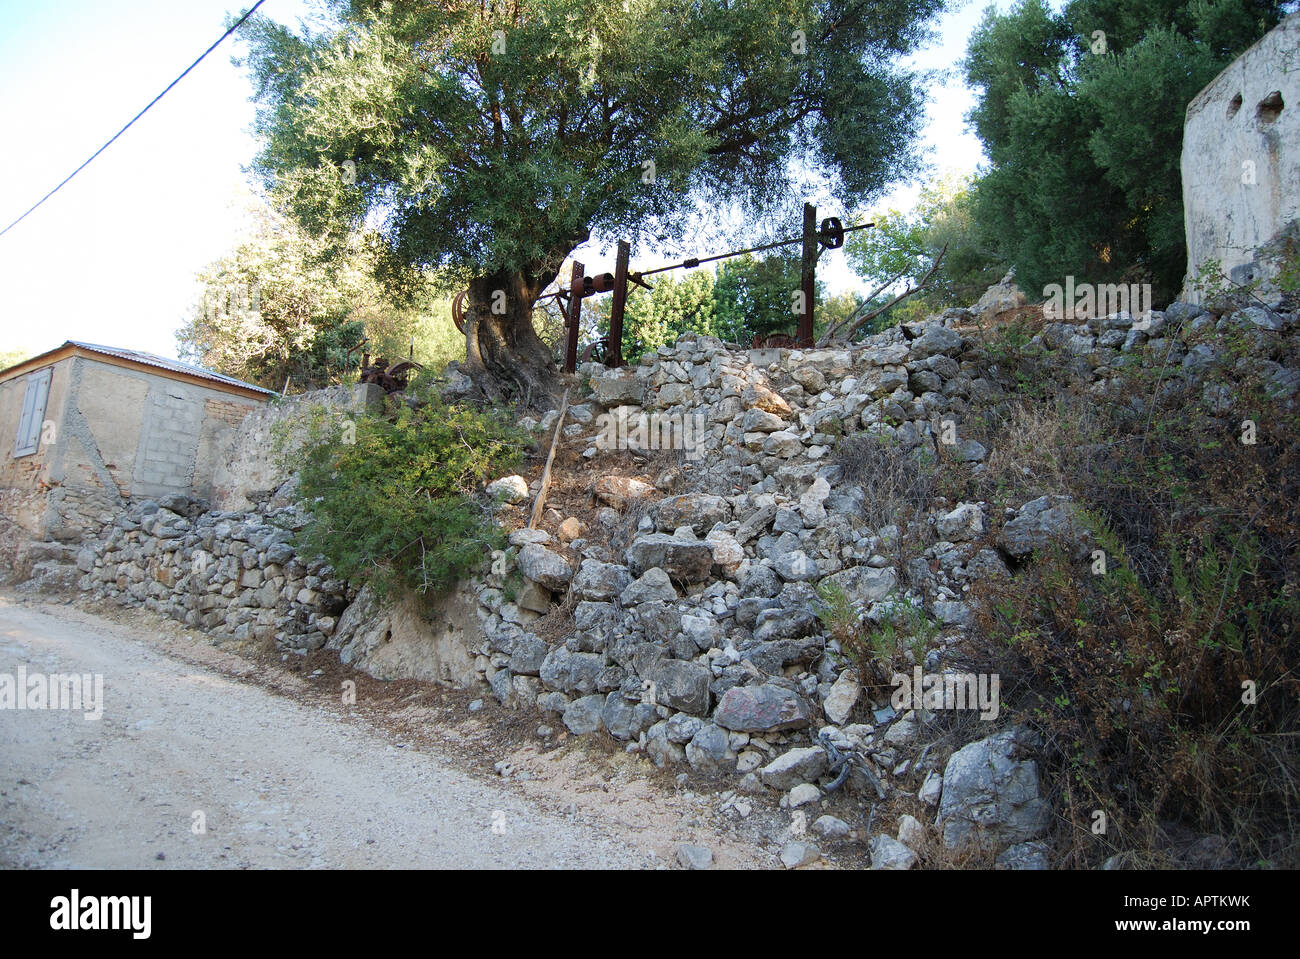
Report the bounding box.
[815,584,938,689]
[834,432,935,537]
[285,377,526,597]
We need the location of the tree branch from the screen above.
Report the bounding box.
[818,244,948,346]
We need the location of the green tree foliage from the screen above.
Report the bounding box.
[0,348,34,371]
[963,0,1289,305]
[289,379,525,596]
[591,250,841,354]
[714,252,828,343]
[595,268,718,359]
[238,0,946,401]
[845,172,1004,326]
[177,200,464,391]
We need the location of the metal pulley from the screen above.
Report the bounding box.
[818,216,845,249]
[583,272,616,296]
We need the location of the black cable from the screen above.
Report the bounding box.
[0,0,269,239]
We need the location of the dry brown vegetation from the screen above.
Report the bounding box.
[948,314,1300,868]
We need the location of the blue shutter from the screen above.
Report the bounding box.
[13,367,52,457]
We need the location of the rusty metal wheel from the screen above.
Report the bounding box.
[451,288,468,334]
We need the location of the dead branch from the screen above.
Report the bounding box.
[818,244,948,346]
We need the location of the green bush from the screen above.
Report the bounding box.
[286,379,526,597]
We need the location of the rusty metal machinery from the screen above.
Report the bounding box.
[445,209,870,371]
[358,354,423,393]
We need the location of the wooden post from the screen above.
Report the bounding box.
[608,240,630,369]
[564,259,584,373]
[529,389,569,529]
[799,202,816,348]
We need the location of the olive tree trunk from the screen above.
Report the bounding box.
[462,268,564,409]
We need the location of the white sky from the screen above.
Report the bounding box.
[0,0,1011,362]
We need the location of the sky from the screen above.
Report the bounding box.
[0,0,1011,364]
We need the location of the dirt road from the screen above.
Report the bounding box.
[0,593,757,869]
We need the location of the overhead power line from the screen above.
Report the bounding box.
[0,0,269,240]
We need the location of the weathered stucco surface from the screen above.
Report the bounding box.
[1183,13,1299,299]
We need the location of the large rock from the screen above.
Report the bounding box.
[327,584,479,686]
[593,370,645,407]
[742,383,792,416]
[1000,495,1089,560]
[563,694,606,734]
[594,475,656,509]
[646,720,686,767]
[937,503,986,542]
[685,723,735,772]
[571,559,629,602]
[822,669,861,725]
[799,477,831,526]
[652,494,731,533]
[752,606,818,644]
[972,272,1026,324]
[635,601,682,642]
[937,726,1051,850]
[516,544,573,591]
[486,475,529,504]
[539,646,605,695]
[620,567,678,605]
[763,430,804,458]
[772,549,820,582]
[741,408,787,432]
[759,746,828,790]
[909,323,963,359]
[739,636,823,674]
[996,841,1052,870]
[714,684,812,733]
[647,660,712,716]
[870,834,918,870]
[508,633,548,676]
[779,841,821,869]
[625,534,714,584]
[679,612,722,650]
[822,565,897,606]
[601,692,658,741]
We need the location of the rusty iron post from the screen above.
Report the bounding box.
[564,259,584,373]
[608,240,630,369]
[799,202,816,348]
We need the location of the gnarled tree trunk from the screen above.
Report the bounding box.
[462,268,564,410]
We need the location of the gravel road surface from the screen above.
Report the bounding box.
[0,596,662,869]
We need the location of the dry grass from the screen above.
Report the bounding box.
[951,315,1300,869]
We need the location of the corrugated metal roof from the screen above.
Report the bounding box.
[60,341,275,395]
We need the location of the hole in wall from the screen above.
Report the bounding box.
[1227,92,1243,118]
[1257,90,1284,123]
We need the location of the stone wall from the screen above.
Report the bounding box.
[72,382,487,683]
[78,495,351,651]
[1183,12,1299,298]
[461,296,1297,864]
[211,384,361,511]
